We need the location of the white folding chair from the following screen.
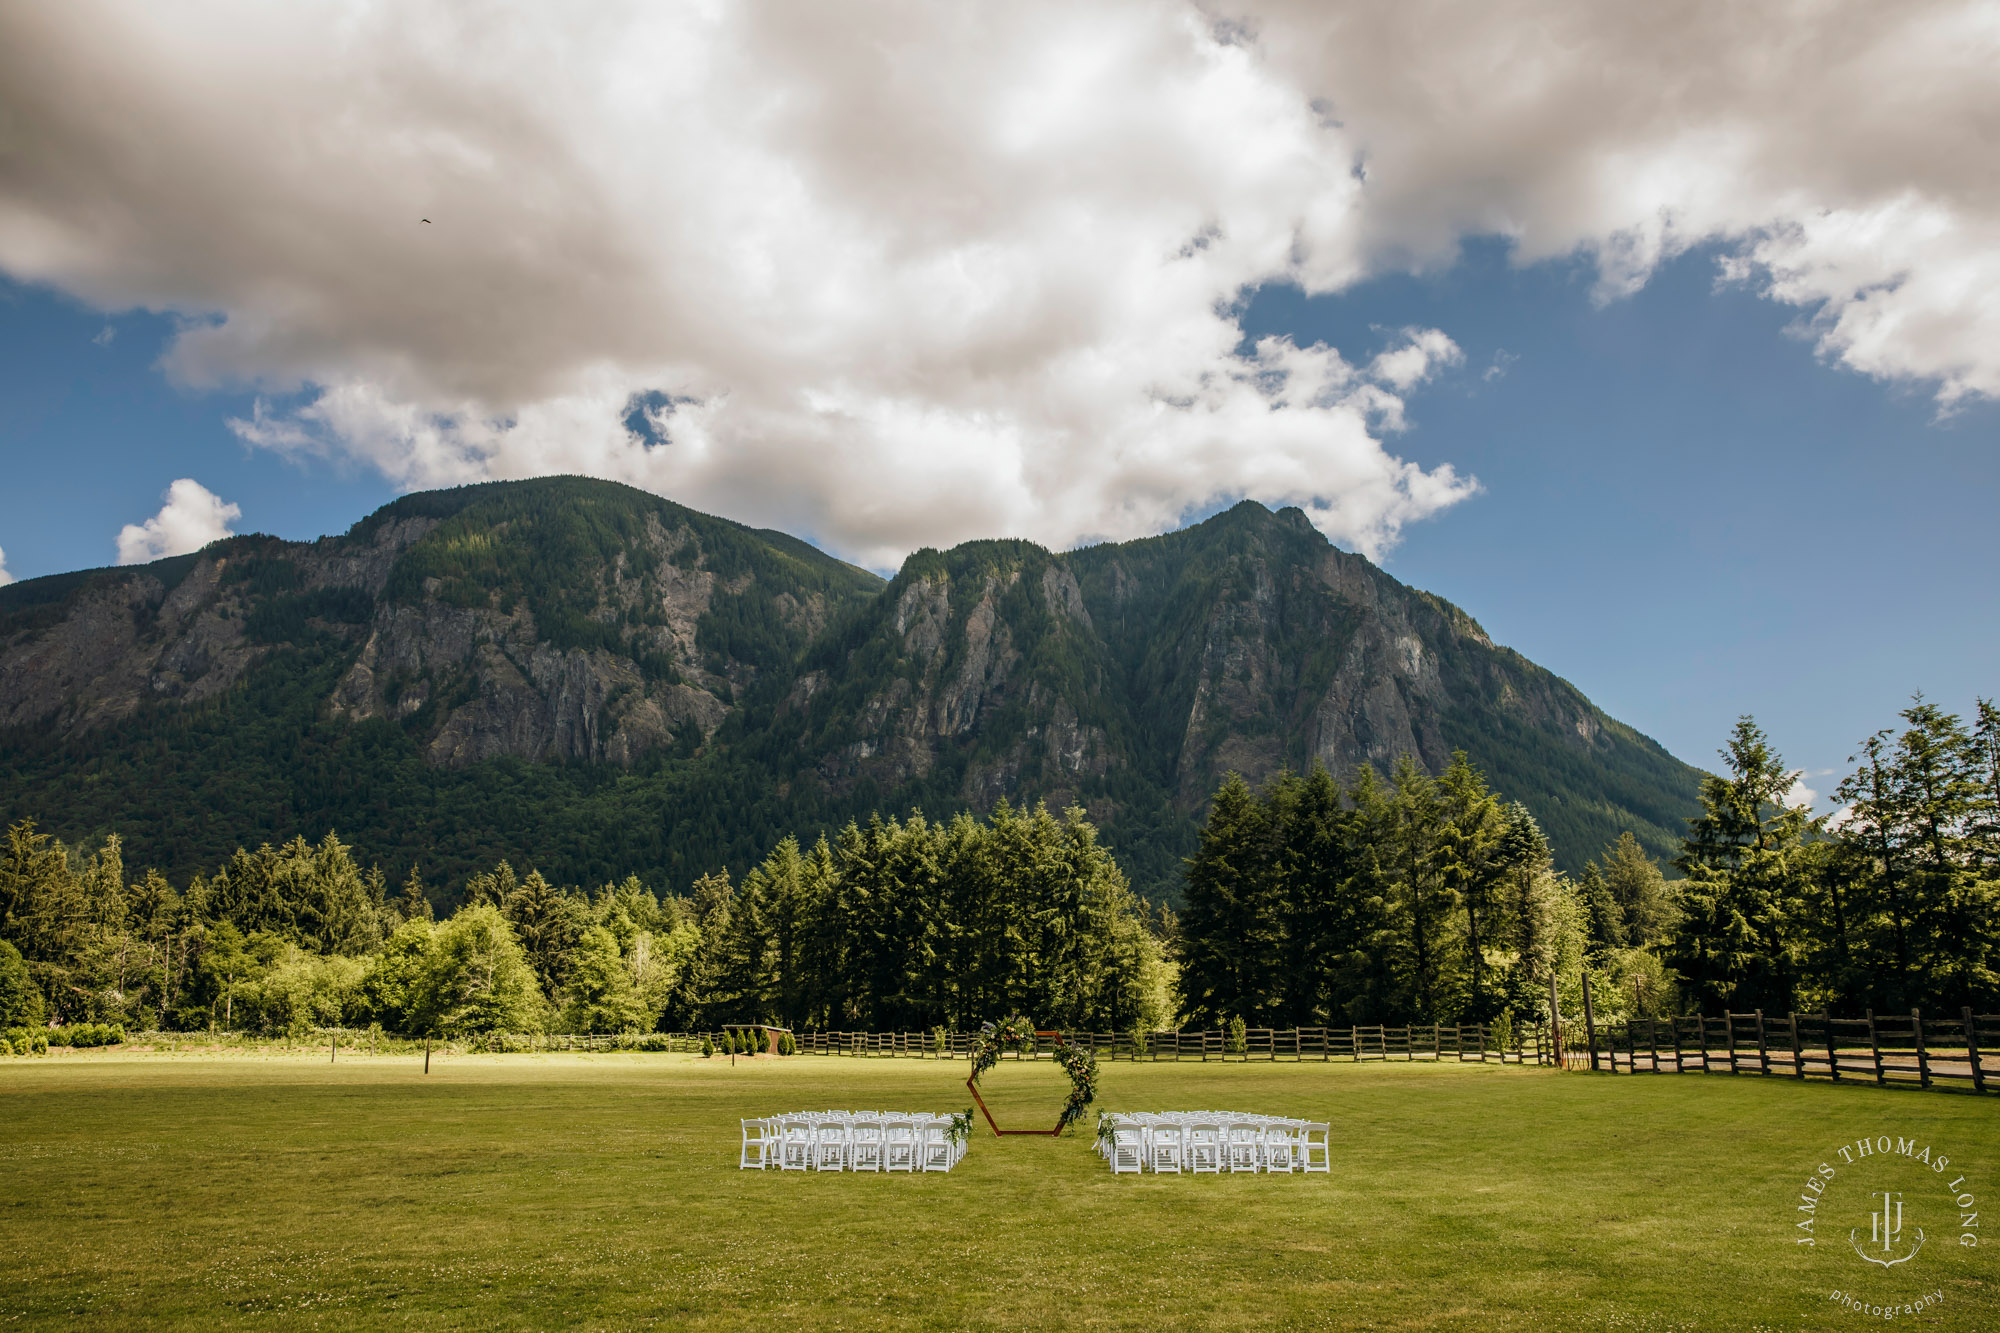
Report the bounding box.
[1226,1122,1262,1173]
[1110,1126,1145,1174]
[883,1120,917,1172]
[1262,1122,1298,1174]
[813,1120,849,1171]
[1150,1124,1184,1174]
[1187,1122,1222,1174]
[778,1118,814,1171]
[919,1122,954,1172]
[739,1117,773,1170]
[1300,1122,1330,1173]
[850,1120,885,1172]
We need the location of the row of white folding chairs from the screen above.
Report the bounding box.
[1099,1114,1329,1175]
[740,1113,964,1172]
[1094,1110,1304,1159]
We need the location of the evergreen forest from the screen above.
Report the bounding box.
[5,695,1991,1043]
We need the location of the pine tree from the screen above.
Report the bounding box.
[1575,862,1625,957]
[1437,753,1505,1020]
[1272,765,1356,1026]
[1387,757,1456,1023]
[502,869,584,998]
[1670,717,1810,1013]
[1600,832,1674,946]
[712,860,775,1024]
[1177,774,1275,1028]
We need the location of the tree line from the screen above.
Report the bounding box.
[1671,699,2000,1015]
[1175,696,2000,1033]
[0,801,1170,1038]
[7,693,1990,1041]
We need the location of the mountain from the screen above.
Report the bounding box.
[0,476,1702,899]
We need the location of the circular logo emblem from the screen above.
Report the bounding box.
[1789,1131,1980,1318]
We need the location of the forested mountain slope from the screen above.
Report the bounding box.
[0,477,1702,899]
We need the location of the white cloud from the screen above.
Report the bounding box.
[1782,767,1840,814]
[0,3,1990,567]
[115,479,241,565]
[1241,1,2000,402]
[0,545,14,587]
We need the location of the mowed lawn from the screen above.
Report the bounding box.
[1,1051,1995,1330]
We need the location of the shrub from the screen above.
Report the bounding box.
[6,1028,49,1055]
[52,1022,125,1048]
[777,1032,796,1057]
[0,1037,13,1057]
[1226,1015,1247,1054]
[700,1034,715,1058]
[1129,1027,1148,1057]
[1489,1010,1515,1053]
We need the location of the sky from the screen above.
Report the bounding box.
[0,1,1995,808]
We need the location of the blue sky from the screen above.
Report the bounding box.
[0,3,1994,811]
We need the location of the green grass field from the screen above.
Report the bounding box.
[1,1050,1994,1330]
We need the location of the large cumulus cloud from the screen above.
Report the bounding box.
[0,2,1988,566]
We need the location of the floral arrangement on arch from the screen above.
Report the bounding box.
[967,1013,1099,1134]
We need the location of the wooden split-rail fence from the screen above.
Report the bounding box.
[455,1008,1993,1097]
[1572,1006,1995,1094]
[790,1025,1546,1064]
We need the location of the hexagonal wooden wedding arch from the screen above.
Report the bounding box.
[964,1016,1097,1137]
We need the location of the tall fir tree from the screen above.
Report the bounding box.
[1176,774,1275,1028]
[1670,717,1811,1013]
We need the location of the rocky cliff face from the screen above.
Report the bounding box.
[0,478,1699,888]
[760,502,1693,869]
[0,516,432,734]
[0,479,880,771]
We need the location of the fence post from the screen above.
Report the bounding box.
[1580,972,1599,1072]
[1867,1010,1885,1085]
[1965,1007,1987,1094]
[1788,1012,1804,1078]
[1823,1014,1839,1082]
[1547,973,1563,1068]
[1647,1018,1659,1073]
[1755,1010,1770,1075]
[1912,1009,1930,1089]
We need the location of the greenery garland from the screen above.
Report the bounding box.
[967,1013,1098,1134]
